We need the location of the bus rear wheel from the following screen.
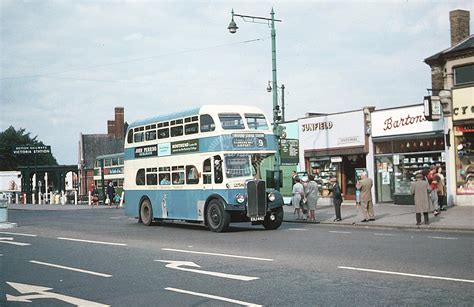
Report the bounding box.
[140,199,153,226]
[263,207,283,230]
[206,199,230,233]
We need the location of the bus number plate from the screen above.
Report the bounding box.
[250,216,265,222]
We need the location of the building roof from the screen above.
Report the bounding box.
[80,134,124,169]
[425,35,474,65]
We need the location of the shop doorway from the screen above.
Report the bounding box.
[375,156,394,202]
[342,155,366,200]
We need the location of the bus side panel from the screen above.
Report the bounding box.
[124,190,158,218]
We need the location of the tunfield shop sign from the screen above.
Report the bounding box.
[371,105,444,137]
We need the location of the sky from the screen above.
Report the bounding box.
[1,0,473,165]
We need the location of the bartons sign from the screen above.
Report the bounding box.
[371,105,443,137]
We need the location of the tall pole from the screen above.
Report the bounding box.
[281,84,285,122]
[271,8,281,191]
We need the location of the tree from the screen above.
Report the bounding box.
[0,126,58,171]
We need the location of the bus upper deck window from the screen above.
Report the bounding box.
[127,129,134,144]
[146,130,157,141]
[219,113,245,130]
[245,113,269,130]
[158,128,169,139]
[134,132,144,143]
[185,123,199,135]
[171,126,183,137]
[200,114,215,132]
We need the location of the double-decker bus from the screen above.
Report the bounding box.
[93,153,124,192]
[124,105,284,232]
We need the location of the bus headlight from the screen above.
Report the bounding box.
[267,192,276,202]
[235,194,246,204]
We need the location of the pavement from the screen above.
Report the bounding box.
[283,197,474,232]
[3,199,473,232]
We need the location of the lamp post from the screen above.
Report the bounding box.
[228,8,283,191]
[267,81,285,122]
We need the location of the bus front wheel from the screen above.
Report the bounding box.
[263,207,283,230]
[140,199,153,226]
[206,199,230,233]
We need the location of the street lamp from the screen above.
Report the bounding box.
[228,8,283,191]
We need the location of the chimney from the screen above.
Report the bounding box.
[450,10,470,46]
[107,120,115,136]
[114,107,124,139]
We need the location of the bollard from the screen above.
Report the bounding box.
[15,193,19,204]
[50,192,54,204]
[88,190,91,206]
[39,192,42,205]
[61,191,65,205]
[0,199,7,223]
[74,190,78,205]
[32,193,36,205]
[23,193,26,205]
[8,194,12,205]
[119,191,124,208]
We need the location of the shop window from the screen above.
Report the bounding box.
[454,126,474,194]
[136,169,145,186]
[454,64,474,86]
[374,141,392,154]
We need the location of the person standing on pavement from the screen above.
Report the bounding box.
[292,177,305,219]
[304,174,319,222]
[410,173,432,225]
[330,177,343,222]
[436,168,447,211]
[355,171,375,222]
[91,184,99,207]
[106,181,115,208]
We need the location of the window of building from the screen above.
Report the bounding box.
[171,126,183,137]
[454,64,474,86]
[158,128,169,139]
[185,123,199,135]
[245,113,269,130]
[219,113,245,130]
[136,169,145,186]
[200,114,215,132]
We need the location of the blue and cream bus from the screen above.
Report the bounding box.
[124,105,284,232]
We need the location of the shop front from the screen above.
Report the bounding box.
[371,105,445,205]
[452,87,474,205]
[298,110,369,200]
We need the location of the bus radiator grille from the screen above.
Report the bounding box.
[246,180,267,218]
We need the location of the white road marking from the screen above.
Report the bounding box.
[162,248,274,262]
[165,287,262,307]
[288,228,307,231]
[30,260,112,278]
[57,237,127,246]
[0,237,30,246]
[427,236,458,240]
[338,266,474,284]
[374,233,397,236]
[156,260,259,281]
[6,281,109,306]
[329,231,352,234]
[0,231,37,237]
[109,217,122,219]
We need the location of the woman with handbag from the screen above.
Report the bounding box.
[292,177,305,220]
[304,174,319,222]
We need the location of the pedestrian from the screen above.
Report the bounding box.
[330,177,343,222]
[91,184,99,207]
[355,171,375,222]
[426,166,439,215]
[292,177,305,219]
[291,171,297,186]
[106,181,115,208]
[304,174,319,222]
[436,168,447,211]
[410,173,432,225]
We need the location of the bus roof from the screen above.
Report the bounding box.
[95,152,124,160]
[128,105,267,129]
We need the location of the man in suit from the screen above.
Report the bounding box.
[356,171,375,222]
[330,177,343,222]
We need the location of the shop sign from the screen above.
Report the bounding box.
[135,145,157,158]
[13,145,51,155]
[330,156,342,163]
[171,139,199,154]
[371,105,443,137]
[280,139,299,165]
[298,111,365,153]
[452,87,474,121]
